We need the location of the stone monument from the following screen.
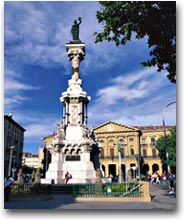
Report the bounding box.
[42,18,100,184]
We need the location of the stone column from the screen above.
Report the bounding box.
[66,43,85,80]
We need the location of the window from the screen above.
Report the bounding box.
[108,139,114,143]
[119,138,126,146]
[152,149,157,157]
[150,137,156,146]
[120,148,125,158]
[129,137,134,142]
[99,148,104,159]
[142,137,146,144]
[130,148,134,156]
[142,149,147,157]
[99,139,104,143]
[110,148,114,160]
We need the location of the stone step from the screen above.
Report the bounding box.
[37,184,73,194]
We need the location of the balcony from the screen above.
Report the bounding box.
[150,142,156,147]
[141,144,148,148]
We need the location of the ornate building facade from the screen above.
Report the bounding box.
[93,121,174,179]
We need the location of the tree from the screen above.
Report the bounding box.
[95,1,176,83]
[156,126,176,171]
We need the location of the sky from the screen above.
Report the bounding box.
[4,1,176,155]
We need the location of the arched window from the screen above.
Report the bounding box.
[119,138,126,146]
[108,139,114,143]
[99,139,104,143]
[130,148,134,156]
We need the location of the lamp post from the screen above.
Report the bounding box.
[125,147,128,192]
[117,143,122,183]
[12,156,17,179]
[131,166,137,180]
[8,145,15,177]
[162,101,176,173]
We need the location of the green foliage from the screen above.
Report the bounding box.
[156,126,176,168]
[95,1,176,83]
[22,165,36,174]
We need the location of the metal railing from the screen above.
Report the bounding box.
[9,184,51,201]
[72,183,142,198]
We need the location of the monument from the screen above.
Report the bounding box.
[42,18,101,184]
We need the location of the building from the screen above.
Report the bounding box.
[22,152,39,169]
[134,125,174,175]
[4,114,26,178]
[93,121,142,179]
[93,121,174,179]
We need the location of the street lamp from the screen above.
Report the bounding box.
[117,143,122,183]
[162,101,176,173]
[8,145,15,177]
[131,166,137,180]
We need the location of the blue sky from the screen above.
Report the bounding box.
[4,1,176,154]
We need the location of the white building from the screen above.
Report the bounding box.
[22,153,39,169]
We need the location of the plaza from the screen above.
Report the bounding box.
[4,182,176,210]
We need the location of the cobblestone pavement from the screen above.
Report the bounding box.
[4,182,176,210]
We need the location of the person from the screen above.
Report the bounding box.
[168,171,175,194]
[150,173,157,184]
[4,176,14,201]
[65,171,71,184]
[71,17,82,41]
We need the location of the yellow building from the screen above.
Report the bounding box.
[93,121,173,179]
[42,133,55,147]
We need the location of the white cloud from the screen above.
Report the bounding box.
[96,68,158,105]
[4,1,127,73]
[14,112,60,140]
[88,67,176,127]
[4,95,28,105]
[4,66,41,110]
[5,79,40,91]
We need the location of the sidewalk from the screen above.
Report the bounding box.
[4,182,176,210]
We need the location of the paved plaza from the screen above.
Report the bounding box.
[4,182,176,210]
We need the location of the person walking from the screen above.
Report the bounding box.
[64,172,71,184]
[168,171,175,194]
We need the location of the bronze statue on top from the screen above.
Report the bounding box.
[71,17,82,43]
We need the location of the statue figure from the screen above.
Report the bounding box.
[33,168,41,184]
[96,168,102,184]
[71,17,82,42]
[15,168,24,185]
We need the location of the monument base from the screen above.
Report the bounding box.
[41,159,97,184]
[62,161,97,184]
[41,161,64,184]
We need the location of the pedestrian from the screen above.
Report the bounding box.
[168,170,175,194]
[4,176,14,201]
[64,171,71,184]
[150,173,157,184]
